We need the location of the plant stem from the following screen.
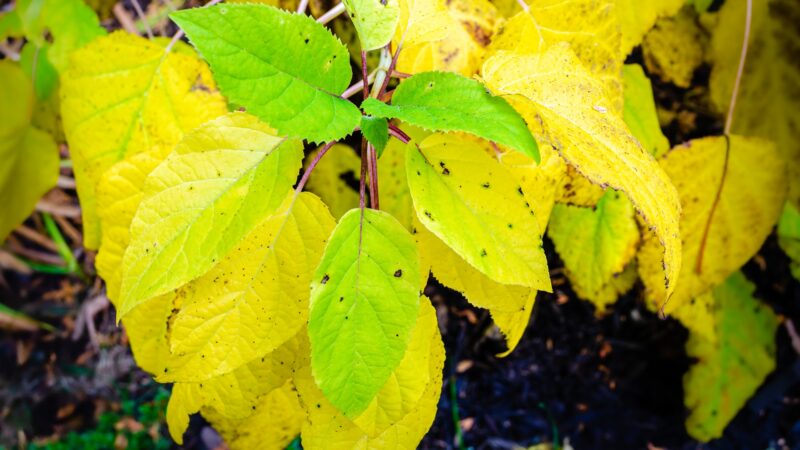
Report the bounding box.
[341,70,377,99]
[367,144,379,209]
[296,0,309,14]
[316,2,345,25]
[388,124,410,144]
[695,0,752,275]
[724,0,752,135]
[376,44,402,99]
[361,50,370,99]
[295,141,337,195]
[359,140,368,210]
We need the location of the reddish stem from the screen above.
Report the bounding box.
[367,144,379,209]
[388,124,410,144]
[295,141,336,195]
[377,43,402,99]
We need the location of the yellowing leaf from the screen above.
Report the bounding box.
[61,31,227,248]
[622,64,670,158]
[683,272,778,442]
[497,147,565,232]
[415,222,535,355]
[407,133,550,290]
[548,190,639,312]
[394,0,452,46]
[304,144,361,220]
[166,332,306,443]
[489,0,624,109]
[554,166,606,207]
[344,0,400,51]
[377,137,415,231]
[96,150,166,304]
[309,208,421,417]
[615,0,684,55]
[709,0,800,207]
[122,292,173,375]
[638,136,788,313]
[203,380,305,450]
[642,7,705,88]
[395,0,498,76]
[297,299,444,449]
[0,61,58,242]
[162,193,335,381]
[483,44,681,298]
[118,113,303,318]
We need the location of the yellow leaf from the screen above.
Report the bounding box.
[165,332,306,443]
[122,292,173,374]
[548,190,639,312]
[642,7,705,88]
[496,145,565,232]
[638,136,788,313]
[483,44,681,299]
[394,0,452,46]
[296,299,444,449]
[304,144,360,220]
[60,31,227,248]
[554,166,606,208]
[203,380,305,450]
[683,272,778,442]
[166,383,202,444]
[395,0,498,76]
[0,61,59,242]
[489,0,624,109]
[490,291,536,357]
[615,0,684,55]
[96,150,166,304]
[118,113,303,318]
[622,64,670,158]
[709,0,800,207]
[162,193,335,381]
[407,133,551,290]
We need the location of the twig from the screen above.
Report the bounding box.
[113,3,140,35]
[130,0,154,39]
[316,2,345,25]
[36,199,81,219]
[724,0,753,135]
[14,225,59,252]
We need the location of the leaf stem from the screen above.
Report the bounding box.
[388,124,410,144]
[695,135,731,274]
[367,144,379,209]
[361,50,370,99]
[316,2,345,25]
[296,0,310,14]
[341,70,377,99]
[295,141,337,195]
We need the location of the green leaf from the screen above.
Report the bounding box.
[548,190,639,312]
[361,71,540,162]
[19,43,58,100]
[684,272,778,442]
[171,4,361,143]
[308,207,421,417]
[0,61,59,243]
[361,115,389,157]
[778,203,800,281]
[406,133,550,290]
[622,64,669,158]
[118,113,303,318]
[343,0,400,51]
